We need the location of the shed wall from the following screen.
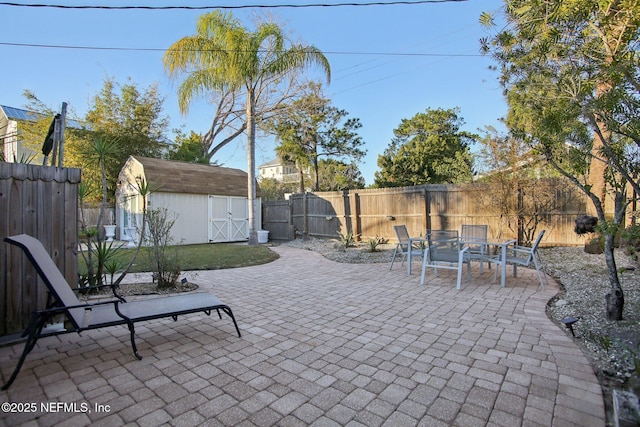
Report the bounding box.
[150,193,209,245]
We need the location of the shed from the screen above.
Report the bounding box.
[115,156,261,245]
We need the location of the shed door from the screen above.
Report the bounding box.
[229,196,249,241]
[208,196,248,242]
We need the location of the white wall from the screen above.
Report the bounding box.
[151,193,209,245]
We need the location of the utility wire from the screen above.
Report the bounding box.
[0,41,483,57]
[0,0,469,10]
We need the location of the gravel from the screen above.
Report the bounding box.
[540,246,640,390]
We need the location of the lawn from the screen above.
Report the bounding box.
[80,242,280,274]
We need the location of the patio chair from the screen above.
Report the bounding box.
[389,225,425,270]
[461,224,491,272]
[1,234,241,390]
[420,230,470,290]
[498,230,549,289]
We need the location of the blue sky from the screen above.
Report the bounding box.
[1,0,506,185]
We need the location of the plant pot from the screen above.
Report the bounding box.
[584,242,604,254]
[104,225,116,242]
[125,227,137,248]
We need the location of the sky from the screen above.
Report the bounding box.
[1,0,507,185]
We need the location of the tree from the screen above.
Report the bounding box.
[317,159,365,191]
[164,11,331,244]
[70,77,170,202]
[167,129,211,164]
[269,83,366,191]
[258,177,300,200]
[476,126,576,245]
[480,0,640,320]
[374,107,476,187]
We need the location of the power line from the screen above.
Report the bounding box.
[0,41,483,57]
[0,0,469,10]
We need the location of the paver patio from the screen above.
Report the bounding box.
[0,245,605,426]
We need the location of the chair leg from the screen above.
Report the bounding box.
[533,254,548,290]
[220,306,242,338]
[389,246,399,270]
[125,320,142,360]
[1,314,47,390]
[420,257,428,286]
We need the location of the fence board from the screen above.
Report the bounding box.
[0,162,80,336]
[263,179,606,247]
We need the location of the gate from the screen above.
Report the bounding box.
[262,200,293,240]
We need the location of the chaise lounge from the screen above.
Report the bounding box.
[1,234,241,390]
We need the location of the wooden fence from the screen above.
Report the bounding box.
[0,162,80,336]
[262,179,596,246]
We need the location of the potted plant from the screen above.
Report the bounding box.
[575,215,604,254]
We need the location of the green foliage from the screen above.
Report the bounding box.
[367,236,386,252]
[78,239,120,288]
[481,0,640,316]
[317,159,365,191]
[336,230,357,248]
[621,224,640,258]
[79,243,279,272]
[374,107,476,187]
[258,177,300,200]
[76,77,170,202]
[268,82,366,192]
[167,129,211,164]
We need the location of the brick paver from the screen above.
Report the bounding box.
[0,246,605,426]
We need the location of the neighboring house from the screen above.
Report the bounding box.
[258,158,305,183]
[116,156,261,245]
[1,105,83,163]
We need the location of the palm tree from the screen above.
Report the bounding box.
[164,11,330,244]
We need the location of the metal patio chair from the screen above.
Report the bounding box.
[420,230,470,290]
[498,230,549,289]
[461,224,491,272]
[389,225,425,270]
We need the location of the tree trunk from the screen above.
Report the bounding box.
[606,288,624,321]
[603,233,624,320]
[246,89,258,245]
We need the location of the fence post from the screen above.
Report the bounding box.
[303,192,309,239]
[423,186,431,232]
[353,192,361,241]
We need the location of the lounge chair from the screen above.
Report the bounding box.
[1,234,241,390]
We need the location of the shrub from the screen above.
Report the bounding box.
[367,236,387,252]
[336,230,357,248]
[621,224,640,259]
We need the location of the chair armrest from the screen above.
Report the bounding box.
[74,284,126,303]
[38,299,122,315]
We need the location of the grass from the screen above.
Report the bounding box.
[80,243,280,274]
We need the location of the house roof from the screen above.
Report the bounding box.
[258,158,281,168]
[128,156,260,197]
[1,105,85,129]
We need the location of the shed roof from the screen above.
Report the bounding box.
[128,156,260,197]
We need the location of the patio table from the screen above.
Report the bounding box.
[464,239,517,288]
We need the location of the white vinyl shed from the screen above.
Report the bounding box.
[115,156,261,245]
